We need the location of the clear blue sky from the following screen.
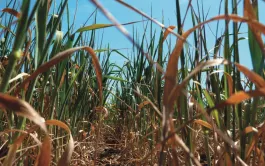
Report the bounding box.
[1,0,265,69]
[67,0,265,69]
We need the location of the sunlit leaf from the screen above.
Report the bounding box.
[243,126,258,134]
[0,93,46,132]
[194,119,213,130]
[76,20,144,33]
[0,24,6,29]
[213,88,265,109]
[163,25,176,42]
[138,101,151,110]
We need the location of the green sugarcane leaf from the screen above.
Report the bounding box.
[77,24,113,32]
[203,89,220,127]
[76,20,144,33]
[0,24,5,29]
[103,75,128,82]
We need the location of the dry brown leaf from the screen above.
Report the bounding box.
[46,120,74,166]
[163,25,176,42]
[243,126,258,135]
[138,101,151,110]
[17,47,83,92]
[235,63,265,88]
[35,135,51,166]
[83,47,103,105]
[0,93,46,132]
[2,8,21,18]
[213,88,265,109]
[194,119,213,130]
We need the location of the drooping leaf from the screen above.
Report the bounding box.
[167,59,229,106]
[2,8,21,18]
[235,63,265,88]
[83,47,103,105]
[35,136,51,166]
[163,25,176,42]
[17,47,83,92]
[213,88,265,109]
[0,93,46,132]
[45,120,74,166]
[244,0,263,73]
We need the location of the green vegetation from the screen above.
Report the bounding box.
[1,0,265,165]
